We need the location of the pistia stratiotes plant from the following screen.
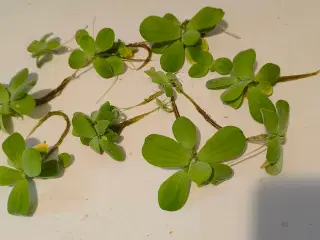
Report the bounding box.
[140,7,224,73]
[0,111,72,216]
[142,116,246,211]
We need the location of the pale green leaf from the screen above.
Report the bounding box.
[255,63,280,85]
[212,57,233,75]
[10,79,37,101]
[182,30,201,46]
[220,81,249,102]
[75,29,89,45]
[7,179,30,216]
[194,51,213,67]
[69,49,87,69]
[2,132,26,170]
[39,160,60,178]
[8,68,28,94]
[99,137,124,161]
[227,94,244,109]
[210,163,234,185]
[93,57,114,78]
[261,108,279,134]
[185,39,208,64]
[79,35,95,55]
[206,77,238,90]
[276,100,290,136]
[58,152,72,168]
[265,150,283,176]
[72,112,97,138]
[96,28,115,52]
[266,136,281,164]
[145,67,168,84]
[94,120,110,135]
[22,148,42,177]
[10,94,36,115]
[163,13,181,26]
[256,81,273,96]
[27,40,39,53]
[0,102,13,115]
[89,136,102,154]
[232,49,256,79]
[160,40,185,73]
[164,84,174,97]
[188,161,212,185]
[0,166,24,186]
[46,39,61,50]
[172,116,197,150]
[188,63,209,78]
[106,56,125,76]
[0,83,9,103]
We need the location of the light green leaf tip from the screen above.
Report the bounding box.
[172,116,197,150]
[22,148,42,177]
[188,161,212,185]
[7,179,30,216]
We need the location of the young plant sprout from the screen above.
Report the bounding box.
[0,111,72,216]
[140,7,224,72]
[142,116,246,211]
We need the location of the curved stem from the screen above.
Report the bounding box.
[121,90,164,110]
[227,145,267,167]
[27,111,71,160]
[279,69,320,82]
[170,97,180,119]
[246,134,268,145]
[126,42,152,70]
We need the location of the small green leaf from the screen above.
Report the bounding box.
[163,13,181,26]
[0,166,24,186]
[185,39,208,64]
[58,152,72,168]
[96,102,118,123]
[79,35,95,55]
[160,40,185,73]
[0,102,13,115]
[266,137,281,164]
[140,16,182,43]
[187,7,225,32]
[106,56,125,76]
[7,179,30,216]
[93,57,114,79]
[158,170,190,211]
[96,28,115,52]
[172,117,197,150]
[194,51,213,67]
[39,160,60,178]
[72,113,97,138]
[220,81,249,102]
[210,163,233,185]
[227,94,244,109]
[198,126,246,163]
[46,39,61,50]
[69,49,87,69]
[276,100,290,136]
[80,136,91,146]
[188,63,209,78]
[2,132,26,170]
[164,84,174,97]
[232,49,256,79]
[255,63,280,85]
[22,148,42,177]
[256,81,273,96]
[8,68,28,94]
[261,108,279,134]
[99,137,124,161]
[188,161,212,185]
[145,67,168,84]
[10,94,36,115]
[212,58,233,75]
[10,79,37,101]
[27,40,39,53]
[89,136,102,154]
[0,83,9,103]
[206,77,238,90]
[94,120,110,135]
[142,134,191,168]
[265,150,283,176]
[75,29,89,45]
[104,130,120,142]
[182,30,201,46]
[247,87,276,123]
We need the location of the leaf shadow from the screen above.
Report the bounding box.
[29,103,52,120]
[27,72,39,82]
[37,53,53,68]
[3,115,14,134]
[25,137,41,148]
[28,179,38,216]
[195,125,202,152]
[205,20,229,37]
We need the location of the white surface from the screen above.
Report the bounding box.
[0,0,319,239]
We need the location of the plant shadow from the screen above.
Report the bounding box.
[28,179,38,216]
[25,137,41,148]
[205,20,229,37]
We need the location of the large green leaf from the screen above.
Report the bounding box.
[96,28,115,52]
[22,148,42,177]
[160,40,185,73]
[2,132,26,170]
[255,63,280,85]
[163,13,181,26]
[158,170,190,211]
[198,126,246,163]
[10,94,36,115]
[0,166,24,186]
[172,117,197,150]
[220,81,249,102]
[232,49,256,79]
[93,57,114,79]
[68,49,87,69]
[276,100,290,136]
[99,137,124,161]
[247,87,276,123]
[140,16,182,43]
[72,113,97,138]
[188,161,212,185]
[188,63,209,78]
[195,51,213,66]
[212,58,233,75]
[206,77,238,90]
[94,120,110,135]
[79,35,95,56]
[142,134,191,168]
[151,42,172,54]
[261,108,279,134]
[210,163,234,185]
[227,94,244,109]
[265,150,283,176]
[8,68,28,94]
[39,160,60,178]
[0,83,9,104]
[106,56,125,76]
[187,7,225,32]
[7,179,30,216]
[182,30,201,46]
[266,136,281,164]
[89,136,102,154]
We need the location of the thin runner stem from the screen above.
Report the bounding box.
[227,145,267,167]
[170,97,180,119]
[278,69,320,82]
[125,42,152,70]
[121,90,164,110]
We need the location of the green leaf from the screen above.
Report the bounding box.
[145,67,168,84]
[96,102,118,123]
[0,102,13,115]
[185,39,208,64]
[220,81,249,102]
[172,117,197,150]
[256,81,273,96]
[94,120,110,135]
[142,134,191,168]
[247,87,276,123]
[158,170,190,211]
[276,100,290,136]
[22,148,42,177]
[210,163,233,185]
[255,63,280,85]
[2,132,26,170]
[69,49,87,69]
[206,77,238,90]
[80,136,91,146]
[79,35,95,56]
[96,28,115,52]
[0,166,24,186]
[163,13,180,26]
[187,7,225,32]
[27,40,39,53]
[212,58,233,75]
[140,16,182,43]
[93,57,114,79]
[266,137,281,164]
[39,160,60,178]
[160,40,185,73]
[72,112,97,138]
[198,126,246,163]
[182,30,201,46]
[10,94,36,115]
[164,84,174,97]
[106,56,125,76]
[46,39,61,50]
[188,63,209,78]
[261,108,279,134]
[265,150,283,176]
[104,130,120,142]
[232,49,256,79]
[99,137,124,161]
[151,42,171,54]
[7,179,30,216]
[194,51,213,67]
[89,136,102,154]
[8,68,28,94]
[227,94,244,109]
[58,152,72,168]
[75,29,89,45]
[10,79,37,101]
[188,161,212,185]
[0,83,9,103]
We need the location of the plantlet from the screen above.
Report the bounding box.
[0,111,72,216]
[142,116,246,211]
[140,7,224,72]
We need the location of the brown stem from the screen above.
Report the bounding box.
[170,97,180,119]
[279,69,320,82]
[126,42,152,70]
[122,90,164,110]
[179,89,222,130]
[27,111,71,160]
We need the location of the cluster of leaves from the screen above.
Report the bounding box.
[140,7,224,73]
[206,49,280,113]
[69,28,136,79]
[0,68,37,132]
[0,132,72,216]
[72,101,124,161]
[142,116,247,211]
